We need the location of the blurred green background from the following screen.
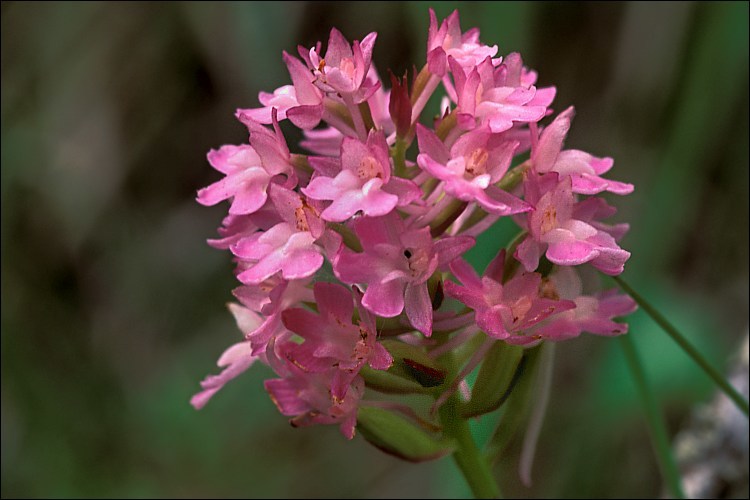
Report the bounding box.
[2,2,748,498]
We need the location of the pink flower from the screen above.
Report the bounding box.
[445,252,575,345]
[237,52,324,129]
[533,107,634,195]
[334,213,474,336]
[416,124,531,215]
[198,110,298,215]
[233,276,314,355]
[231,185,329,284]
[303,28,380,103]
[303,130,421,222]
[529,266,637,340]
[196,145,277,215]
[265,337,364,440]
[426,9,498,76]
[452,55,554,133]
[515,173,631,275]
[281,282,392,399]
[190,304,263,410]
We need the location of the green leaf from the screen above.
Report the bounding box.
[462,341,524,418]
[357,406,456,462]
[485,344,543,461]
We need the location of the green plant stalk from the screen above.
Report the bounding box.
[619,334,685,499]
[439,392,501,499]
[613,276,749,416]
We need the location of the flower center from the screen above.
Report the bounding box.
[404,248,429,279]
[464,148,489,178]
[541,206,557,234]
[509,295,533,326]
[539,277,560,300]
[339,57,356,81]
[357,155,383,179]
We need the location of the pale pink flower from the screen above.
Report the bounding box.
[233,276,314,355]
[452,55,554,133]
[231,185,329,284]
[533,107,634,195]
[196,145,279,215]
[515,173,631,275]
[237,52,324,129]
[529,266,637,340]
[303,28,380,103]
[197,110,299,215]
[190,304,263,410]
[416,124,531,215]
[300,126,345,156]
[334,213,474,336]
[426,9,498,76]
[445,252,575,345]
[303,130,421,222]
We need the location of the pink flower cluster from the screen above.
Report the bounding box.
[192,10,636,439]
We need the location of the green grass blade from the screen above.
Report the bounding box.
[614,276,749,417]
[619,334,685,499]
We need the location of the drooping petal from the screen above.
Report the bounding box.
[404,283,433,336]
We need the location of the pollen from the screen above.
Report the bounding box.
[357,155,382,179]
[541,206,557,234]
[294,206,310,232]
[464,148,489,178]
[539,278,560,300]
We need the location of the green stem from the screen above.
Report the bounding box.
[429,199,468,237]
[439,393,501,499]
[619,334,685,499]
[392,138,408,178]
[613,276,749,417]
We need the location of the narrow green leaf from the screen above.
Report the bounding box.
[357,406,456,463]
[620,334,686,499]
[462,341,524,418]
[613,275,749,417]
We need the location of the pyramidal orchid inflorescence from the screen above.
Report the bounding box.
[193,8,637,491]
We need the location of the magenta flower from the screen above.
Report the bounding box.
[281,282,392,399]
[264,332,366,440]
[530,266,637,340]
[416,124,531,215]
[533,107,634,196]
[445,252,575,345]
[197,110,299,216]
[196,145,278,215]
[237,51,324,130]
[426,9,498,76]
[195,8,637,455]
[334,213,474,336]
[303,28,380,103]
[264,362,364,440]
[303,130,421,222]
[515,173,631,275]
[231,185,330,284]
[233,276,314,355]
[452,55,555,133]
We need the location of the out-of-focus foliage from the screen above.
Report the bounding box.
[1,2,747,498]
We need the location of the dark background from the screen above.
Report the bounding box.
[2,2,748,497]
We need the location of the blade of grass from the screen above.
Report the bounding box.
[613,275,749,417]
[619,334,685,499]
